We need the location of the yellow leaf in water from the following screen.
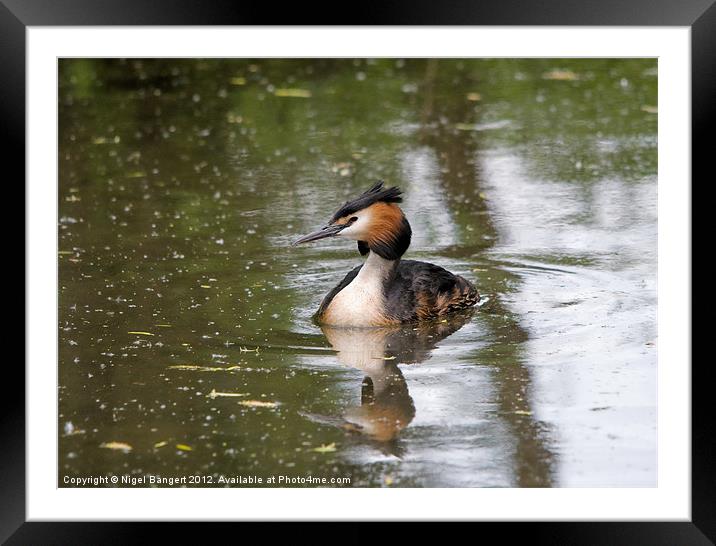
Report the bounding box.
[208,389,249,399]
[154,441,168,449]
[542,70,579,81]
[100,441,133,452]
[128,331,154,336]
[176,444,193,451]
[155,324,172,328]
[312,443,337,453]
[239,400,278,408]
[274,88,312,98]
[230,77,247,85]
[168,364,243,372]
[200,285,211,289]
[92,136,121,144]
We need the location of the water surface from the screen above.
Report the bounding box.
[59,59,657,487]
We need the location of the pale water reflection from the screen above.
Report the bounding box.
[310,314,476,449]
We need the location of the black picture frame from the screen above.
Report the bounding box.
[7,1,709,543]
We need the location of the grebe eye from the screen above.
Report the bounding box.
[349,216,358,223]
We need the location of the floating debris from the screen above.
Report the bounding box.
[208,389,249,399]
[176,444,193,451]
[168,364,243,372]
[466,92,482,101]
[311,443,337,453]
[641,105,658,114]
[154,441,169,448]
[239,400,279,408]
[92,136,121,145]
[513,410,533,416]
[100,441,133,452]
[128,331,154,336]
[331,162,353,177]
[274,88,312,98]
[542,69,579,81]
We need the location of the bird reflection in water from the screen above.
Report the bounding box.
[303,311,474,455]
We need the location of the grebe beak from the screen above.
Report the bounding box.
[292,223,346,246]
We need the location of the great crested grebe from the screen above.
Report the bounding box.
[292,182,479,326]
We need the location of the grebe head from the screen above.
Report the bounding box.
[292,181,412,260]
